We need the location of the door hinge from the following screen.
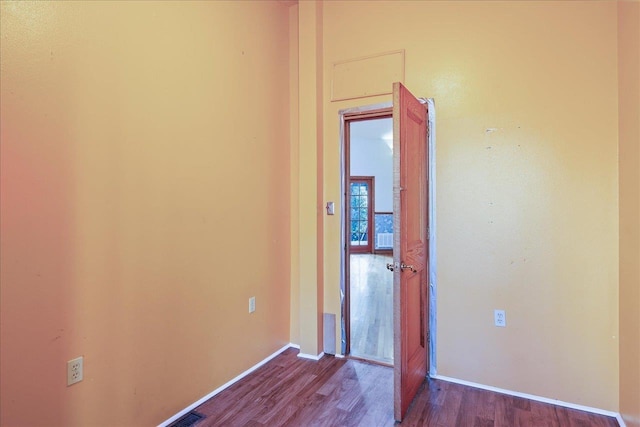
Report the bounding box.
[427,227,430,240]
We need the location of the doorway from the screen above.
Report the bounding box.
[346,116,394,364]
[339,96,437,398]
[342,111,394,364]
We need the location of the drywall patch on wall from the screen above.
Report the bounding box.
[331,50,404,102]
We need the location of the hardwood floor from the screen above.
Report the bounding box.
[191,348,619,427]
[350,253,394,364]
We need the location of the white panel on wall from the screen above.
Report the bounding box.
[332,50,404,101]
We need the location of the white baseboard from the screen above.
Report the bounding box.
[276,343,326,360]
[432,375,622,422]
[297,351,325,361]
[160,350,627,427]
[157,343,295,427]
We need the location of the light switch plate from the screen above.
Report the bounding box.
[326,202,335,215]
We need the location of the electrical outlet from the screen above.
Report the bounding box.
[249,297,256,313]
[494,310,506,327]
[67,356,83,386]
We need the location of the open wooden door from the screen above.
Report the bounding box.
[392,82,429,421]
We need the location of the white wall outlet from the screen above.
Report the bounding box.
[494,310,506,327]
[67,356,83,386]
[249,296,256,313]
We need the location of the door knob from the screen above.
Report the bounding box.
[400,262,417,273]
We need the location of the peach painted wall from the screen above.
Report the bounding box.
[618,1,640,425]
[0,1,291,426]
[296,0,325,356]
[320,1,620,410]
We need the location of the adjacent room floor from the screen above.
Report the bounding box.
[185,347,619,427]
[350,253,394,364]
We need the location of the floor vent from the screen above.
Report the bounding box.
[168,411,205,427]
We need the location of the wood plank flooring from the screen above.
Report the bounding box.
[350,254,394,364]
[192,348,619,427]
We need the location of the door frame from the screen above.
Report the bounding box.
[341,106,392,357]
[338,100,437,374]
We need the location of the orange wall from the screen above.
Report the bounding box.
[320,0,620,410]
[618,1,640,426]
[296,0,325,357]
[1,0,633,423]
[0,2,291,426]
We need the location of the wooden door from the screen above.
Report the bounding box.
[392,82,429,421]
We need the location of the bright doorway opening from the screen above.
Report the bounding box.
[344,114,394,365]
